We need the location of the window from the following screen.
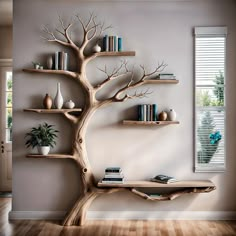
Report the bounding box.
[194,27,227,172]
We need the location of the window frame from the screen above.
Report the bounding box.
[194,26,227,172]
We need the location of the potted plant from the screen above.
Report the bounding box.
[25,122,59,155]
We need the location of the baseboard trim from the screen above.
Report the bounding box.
[9,211,236,220]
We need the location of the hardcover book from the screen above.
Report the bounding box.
[151,174,178,184]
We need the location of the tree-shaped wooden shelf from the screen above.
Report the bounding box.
[22,13,215,226]
[123,120,180,125]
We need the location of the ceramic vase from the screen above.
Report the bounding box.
[37,146,50,155]
[54,83,64,109]
[93,44,101,53]
[168,109,177,121]
[65,100,75,109]
[158,111,167,121]
[43,93,53,109]
[47,56,53,69]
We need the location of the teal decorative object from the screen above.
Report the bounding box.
[209,131,222,144]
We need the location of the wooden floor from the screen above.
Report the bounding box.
[1,198,236,236]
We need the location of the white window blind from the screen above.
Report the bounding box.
[194,27,227,172]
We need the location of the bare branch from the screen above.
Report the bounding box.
[63,112,79,124]
[94,60,131,91]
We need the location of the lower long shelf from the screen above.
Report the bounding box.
[97,180,215,188]
[123,120,180,125]
[26,154,74,159]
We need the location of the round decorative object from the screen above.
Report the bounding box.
[158,111,167,121]
[93,44,101,53]
[65,100,75,109]
[43,93,53,109]
[47,56,53,69]
[168,109,177,121]
[37,146,50,155]
[54,82,64,109]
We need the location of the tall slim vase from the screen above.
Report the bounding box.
[54,82,63,109]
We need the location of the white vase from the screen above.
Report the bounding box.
[54,82,64,109]
[168,109,177,121]
[47,56,53,69]
[93,44,101,53]
[37,146,50,155]
[65,100,75,109]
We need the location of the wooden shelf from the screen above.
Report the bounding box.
[26,154,74,159]
[95,51,136,57]
[123,120,180,125]
[24,108,82,113]
[97,180,215,188]
[145,79,179,84]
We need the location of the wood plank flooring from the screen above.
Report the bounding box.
[1,198,236,236]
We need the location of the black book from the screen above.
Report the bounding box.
[151,174,178,184]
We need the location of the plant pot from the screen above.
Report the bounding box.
[37,146,50,155]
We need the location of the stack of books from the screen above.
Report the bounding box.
[150,174,178,184]
[157,73,176,80]
[54,51,68,70]
[138,104,158,121]
[101,167,124,184]
[103,35,122,52]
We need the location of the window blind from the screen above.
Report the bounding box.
[194,27,227,172]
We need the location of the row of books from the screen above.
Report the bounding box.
[101,167,124,184]
[157,73,176,80]
[103,35,122,52]
[138,104,158,121]
[54,51,68,70]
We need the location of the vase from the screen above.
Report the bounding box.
[37,146,50,155]
[168,109,177,121]
[47,56,53,69]
[43,93,53,109]
[54,82,64,109]
[65,100,75,109]
[158,111,167,121]
[93,44,101,53]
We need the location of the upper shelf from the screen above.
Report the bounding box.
[97,180,215,188]
[24,108,82,113]
[95,51,136,57]
[123,120,180,126]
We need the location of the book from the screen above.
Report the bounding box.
[105,167,122,173]
[101,180,124,184]
[157,73,176,80]
[151,174,178,184]
[152,104,158,121]
[54,52,59,70]
[104,174,124,178]
[103,35,109,51]
[102,177,123,181]
[118,37,122,51]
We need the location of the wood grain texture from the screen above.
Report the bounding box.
[1,199,236,235]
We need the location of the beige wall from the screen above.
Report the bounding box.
[13,0,236,214]
[0,26,12,59]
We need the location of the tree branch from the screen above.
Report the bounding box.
[94,60,130,92]
[63,112,79,124]
[41,23,77,50]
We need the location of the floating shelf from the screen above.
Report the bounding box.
[95,51,136,57]
[97,180,215,188]
[24,108,82,113]
[144,79,179,84]
[123,120,180,125]
[26,154,74,159]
